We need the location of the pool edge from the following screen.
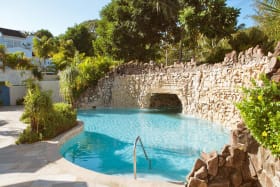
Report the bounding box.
[56,120,184,187]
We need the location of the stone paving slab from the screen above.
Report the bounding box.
[0,106,183,187]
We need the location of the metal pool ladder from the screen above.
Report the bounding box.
[133,136,151,179]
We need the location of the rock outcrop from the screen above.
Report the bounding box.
[187,122,280,187]
[77,46,278,129]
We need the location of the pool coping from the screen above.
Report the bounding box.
[45,121,185,187]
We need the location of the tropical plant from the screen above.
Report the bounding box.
[236,75,280,157]
[257,0,280,14]
[229,27,274,54]
[59,64,79,107]
[178,0,240,60]
[196,35,232,64]
[23,82,53,134]
[34,29,54,39]
[254,0,280,42]
[62,24,95,56]
[52,39,77,70]
[5,52,33,70]
[96,0,181,62]
[19,80,77,144]
[33,36,56,67]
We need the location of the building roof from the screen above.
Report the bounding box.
[0,28,25,38]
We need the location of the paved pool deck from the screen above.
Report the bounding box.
[0,106,183,187]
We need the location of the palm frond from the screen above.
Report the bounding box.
[258,0,280,14]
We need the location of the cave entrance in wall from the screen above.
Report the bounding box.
[149,93,183,113]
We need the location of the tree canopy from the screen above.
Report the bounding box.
[62,24,95,56]
[94,0,239,62]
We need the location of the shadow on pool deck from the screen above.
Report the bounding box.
[3,180,88,187]
[0,106,183,187]
[0,141,61,174]
[0,120,8,126]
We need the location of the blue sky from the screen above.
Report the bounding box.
[0,0,255,36]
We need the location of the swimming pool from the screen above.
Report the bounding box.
[60,108,229,182]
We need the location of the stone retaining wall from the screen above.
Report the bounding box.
[77,46,277,129]
[186,123,280,187]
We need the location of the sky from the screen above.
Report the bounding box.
[0,0,255,36]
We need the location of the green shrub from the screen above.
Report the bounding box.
[43,103,77,138]
[16,126,41,144]
[23,84,53,133]
[18,81,77,144]
[236,75,280,157]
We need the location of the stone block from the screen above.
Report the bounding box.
[187,177,207,187]
[194,166,208,180]
[187,158,206,180]
[230,170,243,187]
[218,155,225,167]
[208,180,230,187]
[206,152,219,176]
[221,145,230,157]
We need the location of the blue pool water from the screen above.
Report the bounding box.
[60,108,229,182]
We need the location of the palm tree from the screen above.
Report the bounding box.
[257,0,280,15]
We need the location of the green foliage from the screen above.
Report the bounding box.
[33,36,56,66]
[52,39,76,70]
[97,0,181,62]
[229,27,274,53]
[196,35,232,63]
[59,64,79,106]
[59,54,119,105]
[18,81,77,144]
[42,103,77,138]
[62,24,95,56]
[76,56,118,91]
[18,103,77,144]
[254,0,280,42]
[22,83,53,133]
[34,29,53,39]
[0,45,33,70]
[31,68,43,80]
[178,0,239,58]
[257,0,280,15]
[16,126,41,144]
[5,52,33,69]
[236,75,280,156]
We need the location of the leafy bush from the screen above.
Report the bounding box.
[43,103,77,138]
[236,75,280,156]
[60,55,119,106]
[18,82,77,144]
[23,84,53,133]
[16,126,41,144]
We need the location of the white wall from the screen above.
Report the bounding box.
[9,81,63,105]
[0,69,32,85]
[9,85,26,105]
[39,80,63,103]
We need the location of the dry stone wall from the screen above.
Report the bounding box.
[77,46,278,129]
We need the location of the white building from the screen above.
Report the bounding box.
[0,27,54,69]
[0,27,33,58]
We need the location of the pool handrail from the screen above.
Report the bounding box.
[133,136,151,179]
